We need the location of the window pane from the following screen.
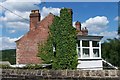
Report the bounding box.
[92,41,99,47]
[93,49,99,57]
[83,48,89,57]
[78,48,81,57]
[77,40,80,47]
[82,40,89,47]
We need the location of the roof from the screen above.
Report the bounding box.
[77,35,103,41]
[15,13,55,43]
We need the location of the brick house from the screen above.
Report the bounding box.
[16,9,103,70]
[15,10,55,64]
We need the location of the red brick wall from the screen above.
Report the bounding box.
[16,14,54,64]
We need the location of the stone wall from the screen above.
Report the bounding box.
[1,69,120,80]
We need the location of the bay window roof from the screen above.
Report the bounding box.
[77,35,103,41]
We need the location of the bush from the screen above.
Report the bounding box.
[0,64,11,69]
[102,38,120,67]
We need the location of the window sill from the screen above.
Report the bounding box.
[78,57,102,60]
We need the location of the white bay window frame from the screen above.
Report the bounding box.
[77,39,101,59]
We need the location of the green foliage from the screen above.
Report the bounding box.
[0,49,16,64]
[23,64,43,69]
[118,26,120,35]
[38,38,54,64]
[0,64,11,69]
[102,38,120,67]
[38,8,77,69]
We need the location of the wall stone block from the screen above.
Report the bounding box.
[2,69,120,80]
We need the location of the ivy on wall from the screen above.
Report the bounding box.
[38,8,78,69]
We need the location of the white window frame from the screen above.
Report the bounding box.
[77,40,101,59]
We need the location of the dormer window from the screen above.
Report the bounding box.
[77,36,102,59]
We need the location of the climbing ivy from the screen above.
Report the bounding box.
[38,8,78,69]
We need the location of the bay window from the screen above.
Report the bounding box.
[77,40,101,59]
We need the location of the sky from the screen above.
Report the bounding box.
[0,0,119,50]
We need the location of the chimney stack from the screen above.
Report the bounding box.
[75,21,81,31]
[29,10,40,31]
[76,21,88,36]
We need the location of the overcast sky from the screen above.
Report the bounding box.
[0,0,119,50]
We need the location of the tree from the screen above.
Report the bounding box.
[118,25,120,36]
[0,49,16,64]
[38,8,78,69]
[102,38,120,67]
